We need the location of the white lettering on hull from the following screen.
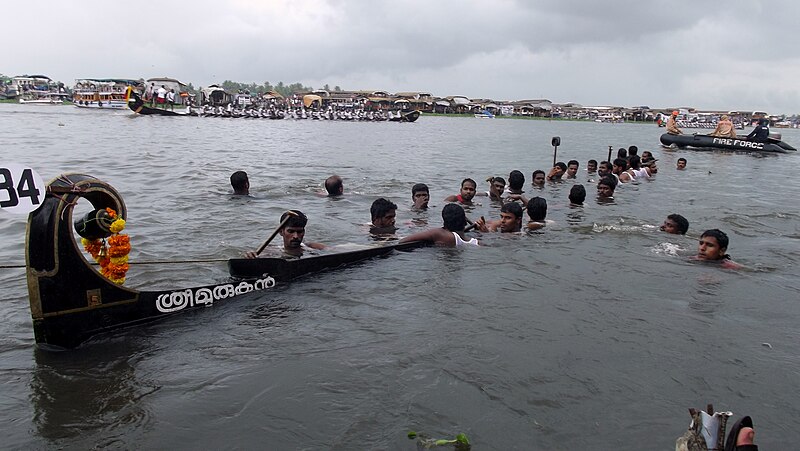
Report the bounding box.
[156,276,276,313]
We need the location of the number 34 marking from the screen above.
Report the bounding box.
[0,165,46,215]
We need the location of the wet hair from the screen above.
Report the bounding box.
[598,176,616,191]
[508,170,524,190]
[599,161,611,171]
[701,229,729,250]
[667,214,689,235]
[532,169,545,181]
[628,145,638,156]
[526,197,547,221]
[617,148,627,159]
[280,210,308,228]
[442,203,467,231]
[230,170,249,193]
[677,157,687,164]
[461,178,476,188]
[555,162,567,172]
[491,176,506,186]
[613,158,628,170]
[324,175,343,196]
[370,198,397,220]
[567,160,579,168]
[588,159,598,167]
[412,183,429,196]
[628,155,641,169]
[501,201,523,219]
[569,185,586,204]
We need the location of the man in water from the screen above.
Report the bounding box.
[476,176,506,201]
[694,229,741,269]
[245,210,325,258]
[230,170,250,195]
[399,203,479,247]
[526,197,548,230]
[444,178,477,205]
[569,185,586,206]
[613,158,631,183]
[370,198,397,234]
[411,183,429,210]
[597,161,613,179]
[597,176,616,199]
[547,162,568,181]
[566,160,579,179]
[587,160,598,174]
[677,158,687,170]
[660,214,689,235]
[324,175,344,196]
[505,170,527,204]
[666,110,682,135]
[475,202,523,233]
[531,170,546,188]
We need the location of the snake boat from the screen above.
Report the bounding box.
[659,133,796,153]
[26,174,420,349]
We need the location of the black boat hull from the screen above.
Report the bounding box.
[659,133,796,153]
[228,241,425,280]
[26,175,424,348]
[127,92,185,116]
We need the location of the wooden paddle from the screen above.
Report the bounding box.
[464,216,484,232]
[256,211,298,256]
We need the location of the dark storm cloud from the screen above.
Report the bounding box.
[2,0,799,112]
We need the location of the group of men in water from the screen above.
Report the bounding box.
[230,149,740,268]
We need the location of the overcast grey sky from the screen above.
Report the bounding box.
[4,0,799,113]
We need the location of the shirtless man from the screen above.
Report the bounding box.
[444,178,477,205]
[693,228,741,269]
[324,175,343,196]
[245,210,325,258]
[587,160,598,174]
[677,158,687,170]
[475,202,523,233]
[666,110,682,135]
[399,203,479,247]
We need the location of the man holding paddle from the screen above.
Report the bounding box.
[245,210,326,258]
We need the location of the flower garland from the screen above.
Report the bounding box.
[81,207,130,285]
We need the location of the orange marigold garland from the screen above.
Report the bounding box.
[81,208,130,285]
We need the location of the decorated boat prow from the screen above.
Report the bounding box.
[26,174,274,349]
[659,133,796,153]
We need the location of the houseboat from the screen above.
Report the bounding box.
[73,78,143,109]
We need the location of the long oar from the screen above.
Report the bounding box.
[256,211,298,256]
